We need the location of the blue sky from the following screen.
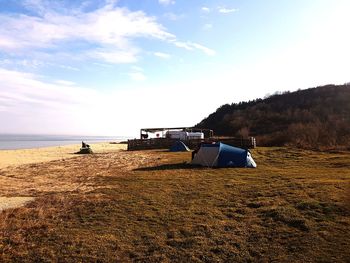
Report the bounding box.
[0,0,349,136]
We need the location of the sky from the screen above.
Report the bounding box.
[0,0,349,136]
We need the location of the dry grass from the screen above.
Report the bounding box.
[0,147,349,262]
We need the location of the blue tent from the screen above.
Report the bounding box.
[170,140,190,152]
[191,142,256,168]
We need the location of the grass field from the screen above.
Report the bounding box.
[0,147,349,262]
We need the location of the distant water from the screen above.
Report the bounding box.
[0,134,130,150]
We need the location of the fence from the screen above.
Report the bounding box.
[127,137,256,151]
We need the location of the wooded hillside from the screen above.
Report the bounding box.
[195,84,350,149]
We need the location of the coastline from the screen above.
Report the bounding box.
[0,142,127,169]
[0,134,130,150]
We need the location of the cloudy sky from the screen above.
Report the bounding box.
[0,0,349,136]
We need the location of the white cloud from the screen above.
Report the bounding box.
[58,64,80,71]
[92,49,139,64]
[129,66,146,81]
[104,0,119,9]
[173,41,216,56]
[0,2,215,66]
[1,2,350,136]
[203,23,213,30]
[131,66,144,72]
[22,0,51,15]
[1,25,349,136]
[0,68,99,134]
[0,67,205,135]
[0,59,44,68]
[128,72,147,81]
[0,68,92,108]
[201,7,210,13]
[218,7,238,14]
[0,38,21,49]
[0,4,175,64]
[0,67,124,135]
[201,6,238,15]
[159,0,175,6]
[0,67,218,135]
[192,43,216,56]
[163,12,184,21]
[154,52,171,59]
[55,80,76,86]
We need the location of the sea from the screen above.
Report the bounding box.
[0,134,130,150]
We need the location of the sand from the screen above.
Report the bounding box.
[0,197,35,212]
[0,142,127,211]
[0,142,127,169]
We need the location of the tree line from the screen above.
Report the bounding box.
[195,84,350,149]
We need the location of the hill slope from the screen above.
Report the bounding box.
[195,84,350,149]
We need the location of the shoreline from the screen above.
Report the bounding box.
[0,135,129,150]
[0,142,127,169]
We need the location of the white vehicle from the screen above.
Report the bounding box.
[166,131,204,140]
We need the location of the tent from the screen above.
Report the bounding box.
[191,142,257,168]
[170,140,190,152]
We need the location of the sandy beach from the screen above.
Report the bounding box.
[0,142,127,169]
[0,142,127,211]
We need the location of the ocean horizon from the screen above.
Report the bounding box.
[0,134,131,150]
